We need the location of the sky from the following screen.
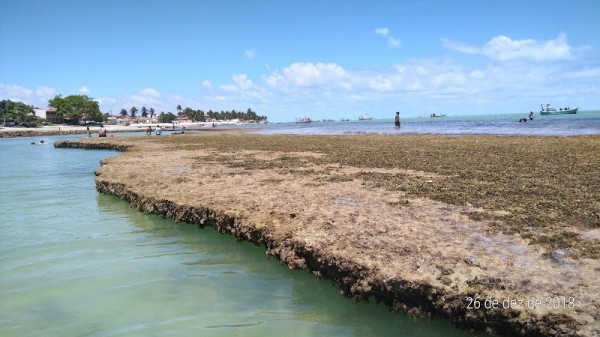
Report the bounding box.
[1,0,599,122]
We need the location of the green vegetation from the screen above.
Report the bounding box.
[118,105,268,123]
[0,99,36,125]
[48,94,105,124]
[177,107,267,122]
[129,106,138,118]
[158,111,177,123]
[156,134,600,258]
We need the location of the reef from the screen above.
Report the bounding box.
[55,134,600,337]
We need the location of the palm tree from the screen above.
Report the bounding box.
[150,107,155,120]
[176,105,182,115]
[120,108,127,117]
[130,106,138,118]
[141,106,148,118]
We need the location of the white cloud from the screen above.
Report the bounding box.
[126,88,164,111]
[78,86,90,95]
[388,37,401,49]
[36,86,56,98]
[374,27,401,49]
[194,74,271,113]
[96,97,117,106]
[0,83,33,99]
[374,28,389,36]
[368,76,394,92]
[0,83,56,108]
[139,88,161,98]
[202,80,212,89]
[244,48,257,59]
[443,33,573,62]
[265,62,351,89]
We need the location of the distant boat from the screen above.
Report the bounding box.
[295,117,312,123]
[540,104,578,115]
[340,118,350,122]
[430,113,446,118]
[358,113,372,121]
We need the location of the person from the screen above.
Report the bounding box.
[98,125,107,137]
[87,125,91,137]
[394,111,401,128]
[155,125,162,135]
[146,126,152,135]
[529,111,534,120]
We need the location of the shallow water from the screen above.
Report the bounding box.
[251,110,600,136]
[0,135,483,336]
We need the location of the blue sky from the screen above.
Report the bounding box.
[1,0,599,122]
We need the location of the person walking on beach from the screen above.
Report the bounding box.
[87,125,91,137]
[394,111,401,128]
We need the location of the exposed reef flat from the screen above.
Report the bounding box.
[55,134,600,337]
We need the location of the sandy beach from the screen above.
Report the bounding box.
[0,124,138,138]
[55,133,600,337]
[0,121,243,138]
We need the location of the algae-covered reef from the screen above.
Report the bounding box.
[56,134,600,337]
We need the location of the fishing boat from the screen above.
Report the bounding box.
[430,113,446,118]
[540,104,578,115]
[295,117,312,123]
[358,113,372,121]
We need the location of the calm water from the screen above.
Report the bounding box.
[251,110,600,136]
[0,135,482,336]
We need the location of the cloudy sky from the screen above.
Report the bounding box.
[1,0,599,122]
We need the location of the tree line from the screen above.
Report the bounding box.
[1,99,37,125]
[1,94,268,126]
[119,104,267,123]
[174,105,267,122]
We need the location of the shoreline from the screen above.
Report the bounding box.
[55,134,600,336]
[0,121,249,138]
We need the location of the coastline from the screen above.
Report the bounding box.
[0,121,246,138]
[55,134,600,336]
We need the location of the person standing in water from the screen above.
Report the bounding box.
[394,111,401,128]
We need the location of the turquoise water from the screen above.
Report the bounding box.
[0,135,483,336]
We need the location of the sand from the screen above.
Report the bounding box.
[55,133,600,337]
[0,121,242,138]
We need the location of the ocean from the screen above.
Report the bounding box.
[248,110,600,136]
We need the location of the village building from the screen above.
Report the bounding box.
[34,108,63,124]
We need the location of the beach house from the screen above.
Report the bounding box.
[34,108,63,124]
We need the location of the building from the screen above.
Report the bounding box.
[34,108,63,124]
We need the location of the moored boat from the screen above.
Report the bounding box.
[430,113,446,118]
[358,113,372,121]
[295,117,312,123]
[540,104,578,115]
